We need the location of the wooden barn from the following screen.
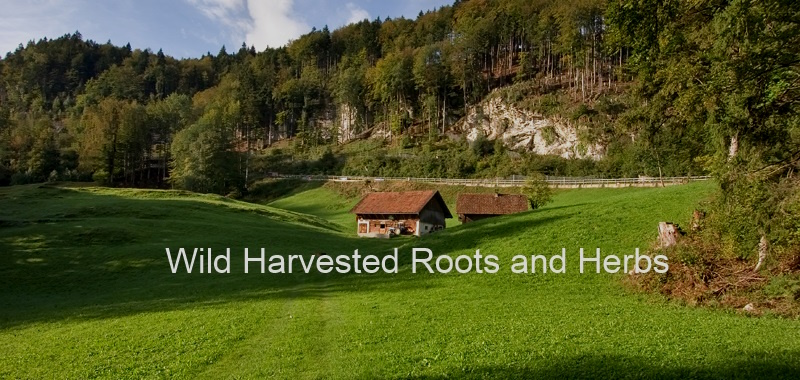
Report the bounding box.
[350,190,452,238]
[456,193,529,223]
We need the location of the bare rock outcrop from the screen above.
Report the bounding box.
[455,97,604,159]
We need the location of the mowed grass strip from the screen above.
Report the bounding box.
[1,182,799,379]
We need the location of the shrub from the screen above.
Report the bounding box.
[0,164,11,186]
[470,132,493,157]
[522,173,553,210]
[11,171,37,185]
[91,169,109,184]
[541,125,558,145]
[570,104,597,121]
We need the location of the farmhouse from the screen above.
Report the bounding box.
[351,190,452,238]
[456,193,529,223]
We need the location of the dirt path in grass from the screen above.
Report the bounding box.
[195,275,344,378]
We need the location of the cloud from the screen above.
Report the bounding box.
[245,0,309,49]
[185,0,250,41]
[344,2,369,25]
[187,0,241,19]
[187,0,308,50]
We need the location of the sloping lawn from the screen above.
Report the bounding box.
[1,182,799,378]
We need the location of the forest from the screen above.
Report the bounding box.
[1,0,677,190]
[1,0,798,254]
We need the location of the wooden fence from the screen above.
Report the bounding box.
[266,174,712,189]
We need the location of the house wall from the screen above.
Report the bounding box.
[420,197,447,226]
[417,221,443,235]
[357,214,420,237]
[354,195,450,238]
[420,209,446,226]
[418,201,446,234]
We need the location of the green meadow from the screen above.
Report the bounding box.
[1,182,799,379]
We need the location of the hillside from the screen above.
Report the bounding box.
[3,182,800,378]
[1,0,798,378]
[0,0,713,190]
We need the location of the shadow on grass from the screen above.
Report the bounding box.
[0,244,440,330]
[412,208,576,257]
[244,178,325,204]
[0,185,452,329]
[399,353,800,379]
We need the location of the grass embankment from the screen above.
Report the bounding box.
[2,181,799,378]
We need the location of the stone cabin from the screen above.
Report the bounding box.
[456,193,529,223]
[350,190,452,238]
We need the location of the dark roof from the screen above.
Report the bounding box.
[350,190,453,218]
[456,193,529,215]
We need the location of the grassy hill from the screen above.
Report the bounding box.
[2,182,799,378]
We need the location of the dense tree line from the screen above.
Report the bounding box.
[2,0,635,191]
[608,0,799,258]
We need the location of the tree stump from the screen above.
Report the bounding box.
[658,222,680,248]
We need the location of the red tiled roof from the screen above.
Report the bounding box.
[351,190,452,218]
[456,193,529,215]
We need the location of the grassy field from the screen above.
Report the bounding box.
[2,181,799,378]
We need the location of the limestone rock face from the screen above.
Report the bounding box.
[338,103,357,143]
[277,97,608,157]
[456,97,605,160]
